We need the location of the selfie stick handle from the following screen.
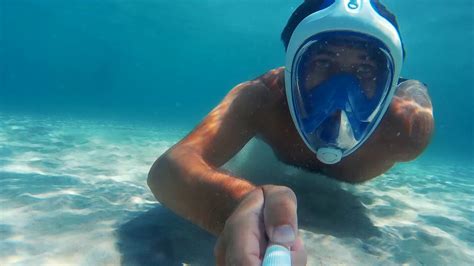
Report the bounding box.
[262,244,291,266]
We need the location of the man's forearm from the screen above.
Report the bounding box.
[147,148,256,235]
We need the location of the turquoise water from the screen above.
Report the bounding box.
[1,0,473,265]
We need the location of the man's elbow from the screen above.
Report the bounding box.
[147,154,174,201]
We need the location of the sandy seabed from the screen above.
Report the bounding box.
[0,114,473,265]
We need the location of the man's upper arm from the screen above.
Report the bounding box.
[176,79,269,168]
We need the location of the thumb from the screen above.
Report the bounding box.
[262,185,298,246]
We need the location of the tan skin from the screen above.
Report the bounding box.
[148,45,434,265]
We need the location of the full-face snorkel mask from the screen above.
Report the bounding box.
[285,0,403,164]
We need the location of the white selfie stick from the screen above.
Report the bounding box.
[262,244,291,266]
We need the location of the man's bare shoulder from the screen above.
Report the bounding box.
[257,67,286,94]
[250,67,286,109]
[223,67,286,117]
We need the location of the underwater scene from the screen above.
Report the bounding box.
[1,0,473,265]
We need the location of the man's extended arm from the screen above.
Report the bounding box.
[147,80,268,235]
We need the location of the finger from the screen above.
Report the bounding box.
[262,185,298,245]
[214,235,226,266]
[222,188,267,265]
[291,236,307,266]
[232,187,265,217]
[225,215,266,266]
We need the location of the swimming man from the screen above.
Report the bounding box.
[148,0,434,265]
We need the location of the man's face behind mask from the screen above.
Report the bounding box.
[289,32,395,161]
[300,37,387,100]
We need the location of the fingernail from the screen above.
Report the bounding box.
[271,225,295,244]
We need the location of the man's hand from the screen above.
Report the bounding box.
[386,80,434,161]
[390,80,434,143]
[214,185,307,266]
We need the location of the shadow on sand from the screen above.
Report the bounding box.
[116,140,380,265]
[116,206,216,266]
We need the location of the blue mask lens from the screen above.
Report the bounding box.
[290,31,395,156]
[300,74,368,141]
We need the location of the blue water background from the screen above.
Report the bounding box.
[1,0,473,162]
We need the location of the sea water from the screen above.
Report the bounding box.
[1,0,473,265]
